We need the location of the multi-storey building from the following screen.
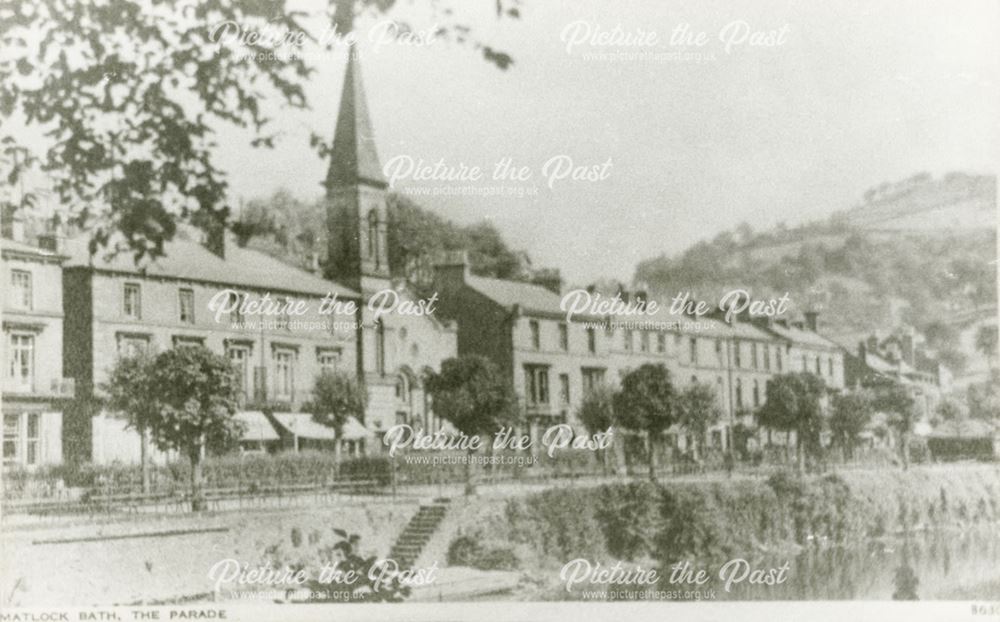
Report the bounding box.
[432,252,848,452]
[2,213,73,469]
[61,227,363,463]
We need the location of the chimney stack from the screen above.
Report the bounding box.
[434,250,470,288]
[531,268,563,295]
[804,310,819,332]
[203,218,226,259]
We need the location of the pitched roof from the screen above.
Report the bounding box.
[64,233,359,298]
[325,51,387,189]
[765,322,840,349]
[1,238,66,261]
[466,274,567,315]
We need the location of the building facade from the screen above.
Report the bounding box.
[2,215,73,469]
[61,228,364,463]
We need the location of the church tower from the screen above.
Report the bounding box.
[325,49,391,294]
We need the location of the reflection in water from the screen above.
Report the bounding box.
[719,526,1000,600]
[892,538,919,600]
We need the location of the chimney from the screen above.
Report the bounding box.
[804,310,818,332]
[531,268,563,295]
[1,205,25,242]
[434,250,470,288]
[202,215,226,259]
[900,328,915,366]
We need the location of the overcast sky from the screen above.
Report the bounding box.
[23,0,1000,285]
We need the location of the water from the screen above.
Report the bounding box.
[720,527,1000,600]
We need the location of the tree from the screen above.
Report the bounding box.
[0,0,520,260]
[144,346,244,510]
[576,384,615,474]
[829,390,874,459]
[305,370,368,473]
[424,355,518,494]
[757,373,826,472]
[871,381,917,470]
[933,397,966,424]
[967,371,1000,421]
[613,364,676,481]
[976,325,999,365]
[103,352,156,493]
[674,382,722,461]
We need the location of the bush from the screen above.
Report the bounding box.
[446,534,519,570]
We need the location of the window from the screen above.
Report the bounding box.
[10,270,32,309]
[640,331,650,353]
[227,346,252,398]
[529,320,541,350]
[274,350,295,400]
[8,333,34,390]
[178,288,195,324]
[582,367,606,394]
[753,380,760,407]
[25,413,39,466]
[2,414,19,466]
[828,357,834,377]
[395,374,411,405]
[367,210,379,260]
[230,291,245,324]
[751,343,758,369]
[689,337,698,365]
[802,355,808,372]
[691,375,698,385]
[558,323,569,351]
[734,340,742,367]
[657,333,666,354]
[715,339,723,365]
[587,328,597,354]
[524,365,549,404]
[735,379,743,408]
[279,297,292,330]
[624,329,633,352]
[815,356,821,375]
[317,349,340,373]
[764,346,771,371]
[776,348,783,372]
[118,335,149,359]
[716,377,725,402]
[559,373,570,405]
[123,283,142,319]
[375,321,386,374]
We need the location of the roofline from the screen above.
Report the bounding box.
[62,264,362,301]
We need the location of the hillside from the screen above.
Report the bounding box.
[633,172,997,358]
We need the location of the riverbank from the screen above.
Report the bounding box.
[439,463,1000,597]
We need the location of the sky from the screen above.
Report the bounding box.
[16,0,1000,285]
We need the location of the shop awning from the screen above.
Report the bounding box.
[235,411,280,442]
[271,412,338,440]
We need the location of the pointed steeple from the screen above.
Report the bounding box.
[326,49,387,191]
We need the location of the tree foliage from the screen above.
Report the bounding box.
[306,370,368,434]
[674,382,722,455]
[829,389,874,456]
[577,383,615,435]
[757,372,827,466]
[613,363,675,480]
[424,355,519,437]
[143,346,243,457]
[0,0,520,260]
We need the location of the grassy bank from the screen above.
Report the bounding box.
[445,464,1000,571]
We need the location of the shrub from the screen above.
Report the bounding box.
[446,534,519,570]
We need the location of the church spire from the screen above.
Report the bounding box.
[326,48,387,191]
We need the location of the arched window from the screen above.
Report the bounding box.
[367,210,379,261]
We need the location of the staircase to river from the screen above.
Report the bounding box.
[388,498,451,568]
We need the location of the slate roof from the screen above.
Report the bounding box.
[765,322,841,349]
[325,52,387,189]
[64,233,359,298]
[466,274,568,316]
[0,238,66,261]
